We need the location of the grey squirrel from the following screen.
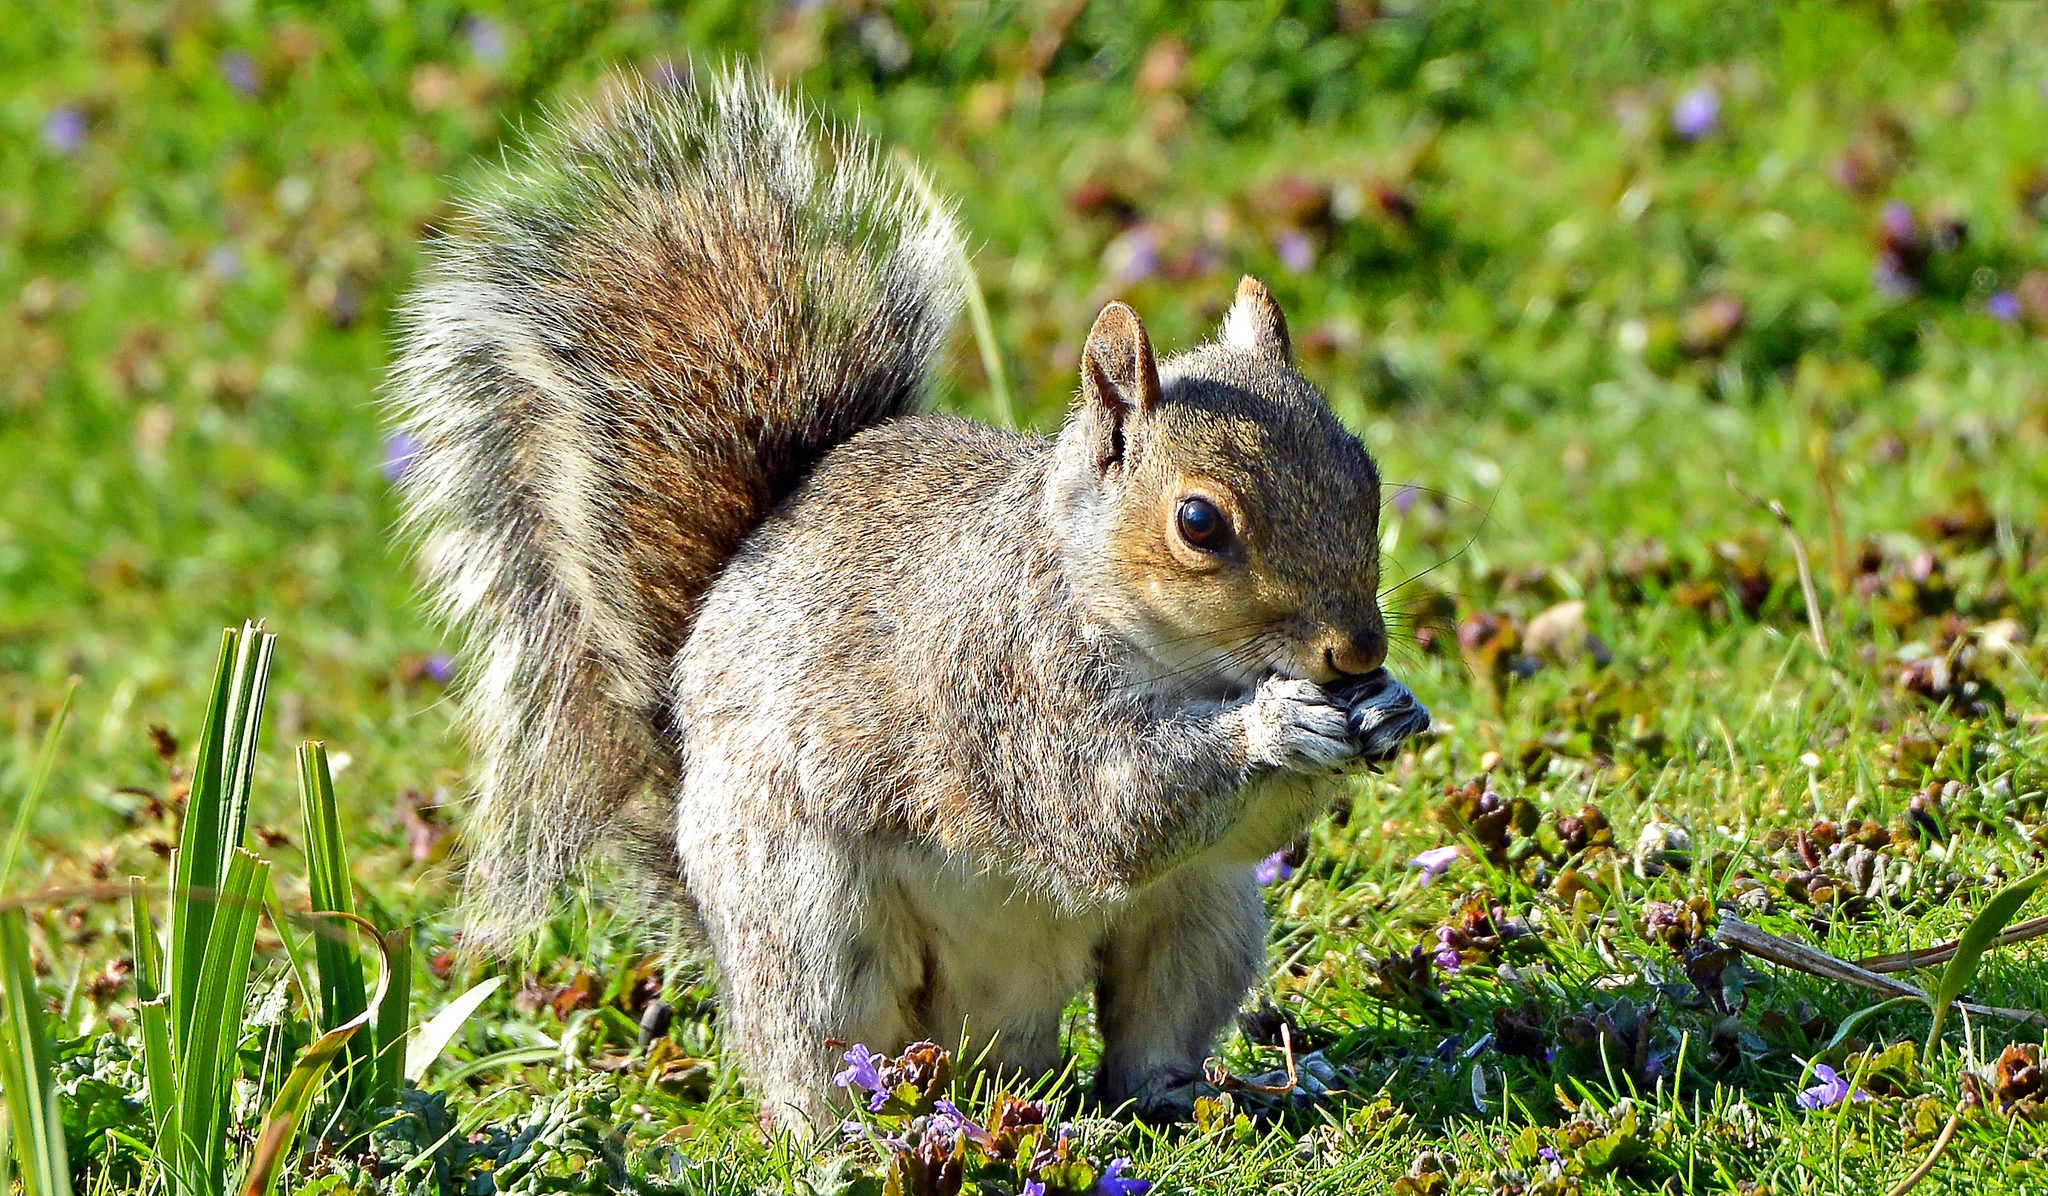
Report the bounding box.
[387,67,1429,1132]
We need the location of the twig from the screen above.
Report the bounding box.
[1727,473,1831,661]
[1858,914,2048,975]
[1882,1106,1962,1196]
[1717,917,2048,1027]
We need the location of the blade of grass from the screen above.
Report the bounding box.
[372,927,412,1109]
[129,877,161,1006]
[137,998,176,1154]
[1926,867,2048,1052]
[0,676,79,890]
[0,909,71,1196]
[177,849,271,1196]
[296,743,370,1110]
[167,627,246,1059]
[405,976,503,1083]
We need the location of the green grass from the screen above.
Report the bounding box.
[6,2,2048,1192]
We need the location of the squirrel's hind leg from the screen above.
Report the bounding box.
[677,775,926,1135]
[1092,864,1265,1122]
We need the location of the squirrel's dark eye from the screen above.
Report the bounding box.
[1176,497,1229,550]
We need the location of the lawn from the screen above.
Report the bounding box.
[6,2,2048,1193]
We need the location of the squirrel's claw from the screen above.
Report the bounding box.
[1336,670,1431,763]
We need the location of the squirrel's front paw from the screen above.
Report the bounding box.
[1243,678,1358,772]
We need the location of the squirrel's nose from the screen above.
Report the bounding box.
[1323,627,1387,679]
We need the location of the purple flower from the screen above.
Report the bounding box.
[1393,484,1421,516]
[1880,200,1917,244]
[1023,1182,1046,1196]
[1105,227,1161,285]
[219,50,258,98]
[464,15,508,65]
[1275,228,1314,274]
[833,1043,884,1092]
[1095,1158,1150,1196]
[1988,290,2022,322]
[1407,845,1461,884]
[932,1098,994,1149]
[1255,850,1293,886]
[1670,85,1720,141]
[1539,1146,1561,1163]
[41,106,86,154]
[382,431,422,484]
[423,654,455,685]
[1796,1063,1868,1111]
[1433,926,1462,973]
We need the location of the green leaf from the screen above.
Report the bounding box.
[0,676,78,891]
[0,909,71,1196]
[1928,866,2048,1051]
[136,998,177,1156]
[372,927,413,1109]
[176,849,271,1196]
[296,742,371,1109]
[404,975,503,1083]
[169,624,274,1063]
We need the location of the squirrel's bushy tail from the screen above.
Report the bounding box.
[387,67,962,938]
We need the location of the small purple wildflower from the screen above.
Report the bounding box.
[1988,290,2022,322]
[1255,850,1293,886]
[833,1043,884,1096]
[1433,926,1462,973]
[1022,1181,1046,1196]
[1095,1158,1151,1196]
[1275,228,1314,274]
[1407,845,1461,884]
[219,50,259,98]
[382,431,422,484]
[41,106,87,155]
[1670,85,1720,140]
[1880,200,1917,244]
[1796,1063,1868,1111]
[931,1098,994,1149]
[1393,484,1421,516]
[464,15,508,65]
[1105,226,1161,285]
[1539,1146,1561,1163]
[423,654,455,685]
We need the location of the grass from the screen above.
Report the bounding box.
[5,1,2048,1192]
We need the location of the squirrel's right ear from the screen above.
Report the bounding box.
[1079,301,1160,473]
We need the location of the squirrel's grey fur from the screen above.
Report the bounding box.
[389,66,1428,1132]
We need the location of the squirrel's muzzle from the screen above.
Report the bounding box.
[1334,669,1431,762]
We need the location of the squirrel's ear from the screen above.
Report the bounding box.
[1218,275,1291,364]
[1079,301,1160,472]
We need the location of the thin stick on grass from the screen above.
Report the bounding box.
[1883,1104,1963,1196]
[1727,473,1831,661]
[1717,916,2048,1027]
[1857,914,2048,975]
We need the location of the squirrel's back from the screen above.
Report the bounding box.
[386,68,962,936]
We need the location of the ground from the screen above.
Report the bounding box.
[6,2,2048,1193]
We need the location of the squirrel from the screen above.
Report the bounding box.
[387,67,1429,1133]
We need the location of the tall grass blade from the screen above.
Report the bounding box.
[167,627,245,1058]
[137,999,176,1152]
[405,976,503,1083]
[1927,867,2048,1051]
[372,927,412,1109]
[296,743,370,1108]
[0,910,71,1196]
[176,849,271,1196]
[1,676,79,890]
[129,877,160,1005]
